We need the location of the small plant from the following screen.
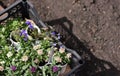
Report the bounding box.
[0,19,71,76]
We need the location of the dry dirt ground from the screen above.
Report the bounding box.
[1,0,120,76]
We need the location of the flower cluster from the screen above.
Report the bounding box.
[0,19,71,75]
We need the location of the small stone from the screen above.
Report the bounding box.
[83,20,87,23]
[103,11,106,14]
[104,64,110,69]
[72,0,78,4]
[90,48,94,52]
[47,6,50,9]
[118,45,120,49]
[83,6,87,11]
[68,9,72,13]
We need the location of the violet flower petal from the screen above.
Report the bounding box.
[57,33,61,39]
[57,33,60,36]
[52,66,59,72]
[11,66,17,71]
[20,30,26,36]
[24,33,28,37]
[23,37,28,41]
[25,21,31,25]
[29,24,34,29]
[30,67,36,73]
[51,31,56,35]
[20,30,28,41]
[26,21,34,29]
[60,45,65,49]
[52,43,57,47]
[20,32,23,36]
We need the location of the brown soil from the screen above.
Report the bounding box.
[1,0,120,76]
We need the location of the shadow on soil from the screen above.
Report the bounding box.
[45,17,120,76]
[0,1,7,8]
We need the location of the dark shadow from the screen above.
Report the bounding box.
[45,17,120,76]
[0,1,7,8]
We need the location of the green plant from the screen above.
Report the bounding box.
[0,19,71,76]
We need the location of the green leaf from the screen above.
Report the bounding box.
[4,46,9,50]
[32,58,37,67]
[24,69,30,76]
[22,64,30,70]
[7,69,12,76]
[14,71,19,75]
[11,61,15,65]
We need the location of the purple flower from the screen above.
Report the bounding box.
[51,31,56,35]
[52,43,57,47]
[60,45,64,48]
[57,36,61,40]
[57,33,61,39]
[23,37,28,41]
[11,66,17,71]
[29,24,34,29]
[52,66,59,72]
[30,67,36,73]
[20,30,26,36]
[57,33,60,36]
[20,30,28,41]
[25,21,31,25]
[25,21,34,29]
[24,33,28,37]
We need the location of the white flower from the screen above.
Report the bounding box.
[0,50,2,54]
[37,49,43,55]
[21,21,24,24]
[34,59,39,64]
[28,35,33,40]
[59,47,65,53]
[0,66,4,71]
[44,36,52,40]
[54,56,62,62]
[7,52,13,58]
[12,58,15,61]
[22,55,28,62]
[0,61,5,64]
[2,28,5,32]
[33,45,41,50]
[54,47,58,51]
[67,53,72,58]
[44,37,47,40]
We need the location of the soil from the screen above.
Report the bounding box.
[1,0,120,76]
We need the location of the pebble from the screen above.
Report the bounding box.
[103,11,106,14]
[90,48,94,52]
[47,6,50,9]
[68,9,72,13]
[72,0,79,4]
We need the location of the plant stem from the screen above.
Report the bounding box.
[42,66,46,76]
